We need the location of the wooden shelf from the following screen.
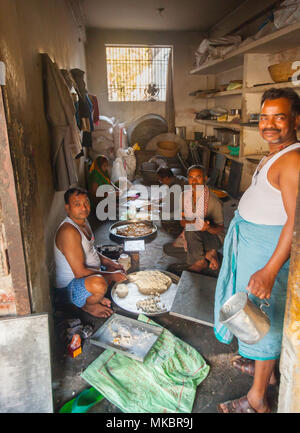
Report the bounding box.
[194,89,242,98]
[195,119,241,130]
[190,21,300,75]
[245,81,300,93]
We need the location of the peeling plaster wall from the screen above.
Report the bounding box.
[0,0,86,314]
[85,28,206,139]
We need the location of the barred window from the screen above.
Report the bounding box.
[106,45,172,102]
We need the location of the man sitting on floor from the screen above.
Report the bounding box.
[54,187,127,318]
[164,164,224,275]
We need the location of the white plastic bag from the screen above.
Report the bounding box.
[111,157,127,184]
[274,0,300,29]
[116,147,136,181]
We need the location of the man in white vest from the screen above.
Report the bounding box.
[54,187,126,318]
[215,87,300,413]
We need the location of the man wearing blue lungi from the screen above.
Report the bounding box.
[214,88,300,413]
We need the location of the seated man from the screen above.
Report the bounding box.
[157,166,188,189]
[54,187,127,318]
[164,165,224,274]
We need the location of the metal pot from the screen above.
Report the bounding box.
[228,131,240,147]
[219,292,270,344]
[175,126,186,139]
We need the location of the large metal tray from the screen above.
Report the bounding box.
[90,313,163,362]
[111,270,180,316]
[109,220,157,241]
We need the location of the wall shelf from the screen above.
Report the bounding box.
[245,81,300,93]
[195,119,241,130]
[190,21,300,75]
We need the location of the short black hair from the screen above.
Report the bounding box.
[187,164,206,177]
[157,167,173,178]
[64,187,89,204]
[261,87,300,117]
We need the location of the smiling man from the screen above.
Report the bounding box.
[54,187,127,318]
[214,88,300,413]
[164,165,224,275]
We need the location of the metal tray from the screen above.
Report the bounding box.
[111,270,180,316]
[109,220,157,241]
[90,313,163,362]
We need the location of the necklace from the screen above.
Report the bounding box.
[253,143,292,185]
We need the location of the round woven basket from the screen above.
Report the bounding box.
[157,141,179,158]
[268,61,299,83]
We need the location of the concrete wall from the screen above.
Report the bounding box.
[85,28,207,139]
[0,0,86,314]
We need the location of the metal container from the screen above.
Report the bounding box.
[109,220,157,241]
[90,313,163,362]
[228,130,240,147]
[219,292,270,345]
[175,126,186,139]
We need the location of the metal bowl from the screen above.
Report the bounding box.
[109,220,157,241]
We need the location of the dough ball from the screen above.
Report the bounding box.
[116,283,129,298]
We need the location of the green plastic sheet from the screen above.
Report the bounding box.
[81,314,210,413]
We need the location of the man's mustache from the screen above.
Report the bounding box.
[262,128,281,133]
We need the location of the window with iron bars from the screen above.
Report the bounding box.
[106,45,172,102]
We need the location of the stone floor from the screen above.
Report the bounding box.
[51,194,280,414]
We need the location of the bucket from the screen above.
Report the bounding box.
[219,292,270,345]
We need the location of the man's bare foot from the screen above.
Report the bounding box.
[205,249,219,270]
[82,303,113,318]
[247,391,271,413]
[100,297,111,308]
[188,258,208,273]
[232,355,277,385]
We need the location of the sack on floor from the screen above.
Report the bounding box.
[81,314,210,413]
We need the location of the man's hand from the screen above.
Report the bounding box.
[246,267,276,299]
[201,220,210,232]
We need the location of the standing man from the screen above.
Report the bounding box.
[54,187,127,318]
[214,88,300,413]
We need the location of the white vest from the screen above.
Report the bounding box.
[238,143,300,225]
[54,216,101,288]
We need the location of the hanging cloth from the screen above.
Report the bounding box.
[41,54,82,191]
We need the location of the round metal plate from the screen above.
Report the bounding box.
[111,270,179,316]
[109,220,157,241]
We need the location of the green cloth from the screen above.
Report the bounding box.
[81,314,210,413]
[88,167,110,191]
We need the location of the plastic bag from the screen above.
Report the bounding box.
[194,35,241,67]
[116,147,136,181]
[81,314,210,413]
[274,0,300,29]
[111,157,127,183]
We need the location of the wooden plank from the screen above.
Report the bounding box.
[0,314,53,413]
[169,271,217,327]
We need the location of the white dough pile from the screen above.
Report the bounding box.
[127,270,172,295]
[115,283,129,298]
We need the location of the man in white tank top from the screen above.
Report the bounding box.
[54,187,127,318]
[216,88,300,413]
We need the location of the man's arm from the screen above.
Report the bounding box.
[204,192,224,235]
[56,224,101,279]
[247,152,300,299]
